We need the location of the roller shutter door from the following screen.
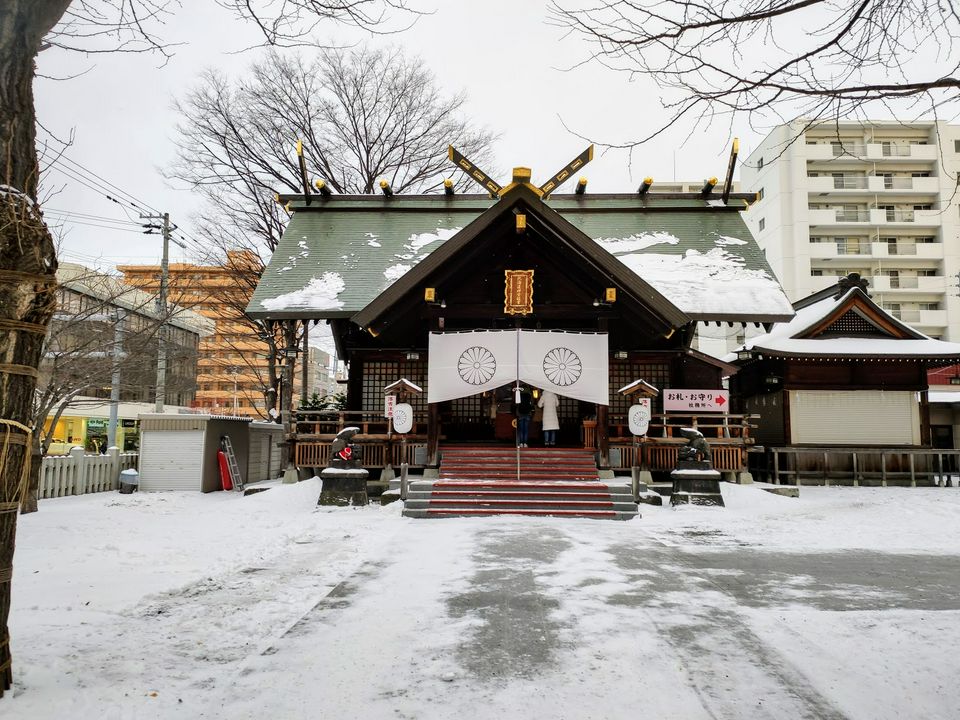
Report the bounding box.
[790,390,919,445]
[139,430,205,490]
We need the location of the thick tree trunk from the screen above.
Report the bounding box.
[0,0,72,697]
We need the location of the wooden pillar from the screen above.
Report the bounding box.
[280,320,297,470]
[596,316,610,469]
[919,388,931,446]
[597,404,609,469]
[427,402,440,467]
[346,353,363,409]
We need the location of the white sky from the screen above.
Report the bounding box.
[35,1,765,270]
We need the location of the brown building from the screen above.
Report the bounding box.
[119,251,272,418]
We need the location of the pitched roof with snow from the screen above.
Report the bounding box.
[730,282,960,362]
[247,191,793,324]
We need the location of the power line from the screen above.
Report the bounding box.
[37,131,160,214]
[44,208,143,226]
[47,219,150,234]
[36,132,210,260]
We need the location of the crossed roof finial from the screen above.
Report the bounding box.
[447,145,594,199]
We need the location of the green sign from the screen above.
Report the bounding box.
[86,418,107,432]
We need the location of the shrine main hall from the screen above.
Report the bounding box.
[247,147,795,479]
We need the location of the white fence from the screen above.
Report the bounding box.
[40,446,139,499]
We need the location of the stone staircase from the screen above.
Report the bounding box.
[438,445,600,482]
[401,445,639,520]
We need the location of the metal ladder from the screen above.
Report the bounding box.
[221,435,244,491]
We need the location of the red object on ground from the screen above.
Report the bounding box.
[217,450,233,491]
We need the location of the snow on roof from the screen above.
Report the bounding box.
[384,378,423,394]
[729,288,960,359]
[247,196,793,322]
[261,272,345,311]
[617,379,660,396]
[608,246,793,317]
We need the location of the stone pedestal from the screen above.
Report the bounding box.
[670,460,724,507]
[318,467,370,506]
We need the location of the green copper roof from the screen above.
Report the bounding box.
[246,193,793,323]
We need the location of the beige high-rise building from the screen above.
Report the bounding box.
[119,251,274,418]
[741,120,960,341]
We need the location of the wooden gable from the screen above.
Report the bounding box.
[350,183,690,347]
[799,289,925,341]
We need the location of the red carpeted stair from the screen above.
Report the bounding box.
[401,445,638,520]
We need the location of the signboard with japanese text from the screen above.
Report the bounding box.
[663,389,729,413]
[384,394,396,419]
[628,399,651,436]
[504,270,534,315]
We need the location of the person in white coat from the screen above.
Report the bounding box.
[538,390,560,446]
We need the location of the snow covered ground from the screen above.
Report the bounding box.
[6,481,960,719]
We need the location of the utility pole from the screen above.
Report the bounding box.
[107,310,126,449]
[141,212,171,412]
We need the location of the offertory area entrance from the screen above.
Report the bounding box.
[441,385,589,447]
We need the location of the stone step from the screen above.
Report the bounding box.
[404,497,636,510]
[406,493,635,505]
[412,480,626,492]
[441,457,598,465]
[416,489,629,500]
[440,470,599,481]
[402,507,637,520]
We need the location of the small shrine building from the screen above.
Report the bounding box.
[729,273,960,484]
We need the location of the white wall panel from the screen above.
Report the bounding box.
[790,390,919,445]
[139,430,205,490]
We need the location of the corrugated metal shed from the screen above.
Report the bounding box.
[137,414,252,492]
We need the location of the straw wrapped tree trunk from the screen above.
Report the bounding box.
[0,0,66,696]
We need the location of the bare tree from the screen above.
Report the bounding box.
[167,47,497,420]
[23,264,202,513]
[1,0,414,698]
[549,1,960,147]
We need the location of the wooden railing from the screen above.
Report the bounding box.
[292,410,755,472]
[293,409,429,468]
[608,413,757,442]
[294,409,426,439]
[609,441,746,472]
[295,441,427,468]
[756,446,960,487]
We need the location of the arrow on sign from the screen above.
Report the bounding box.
[715,396,727,407]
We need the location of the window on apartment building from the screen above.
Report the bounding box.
[911,172,931,178]
[914,204,932,210]
[757,187,764,201]
[758,218,766,232]
[919,269,937,277]
[811,269,824,277]
[757,157,764,169]
[920,302,940,311]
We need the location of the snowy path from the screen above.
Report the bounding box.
[197,519,958,720]
[8,483,960,719]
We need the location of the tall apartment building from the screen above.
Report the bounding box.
[119,251,274,418]
[742,120,960,340]
[306,347,337,400]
